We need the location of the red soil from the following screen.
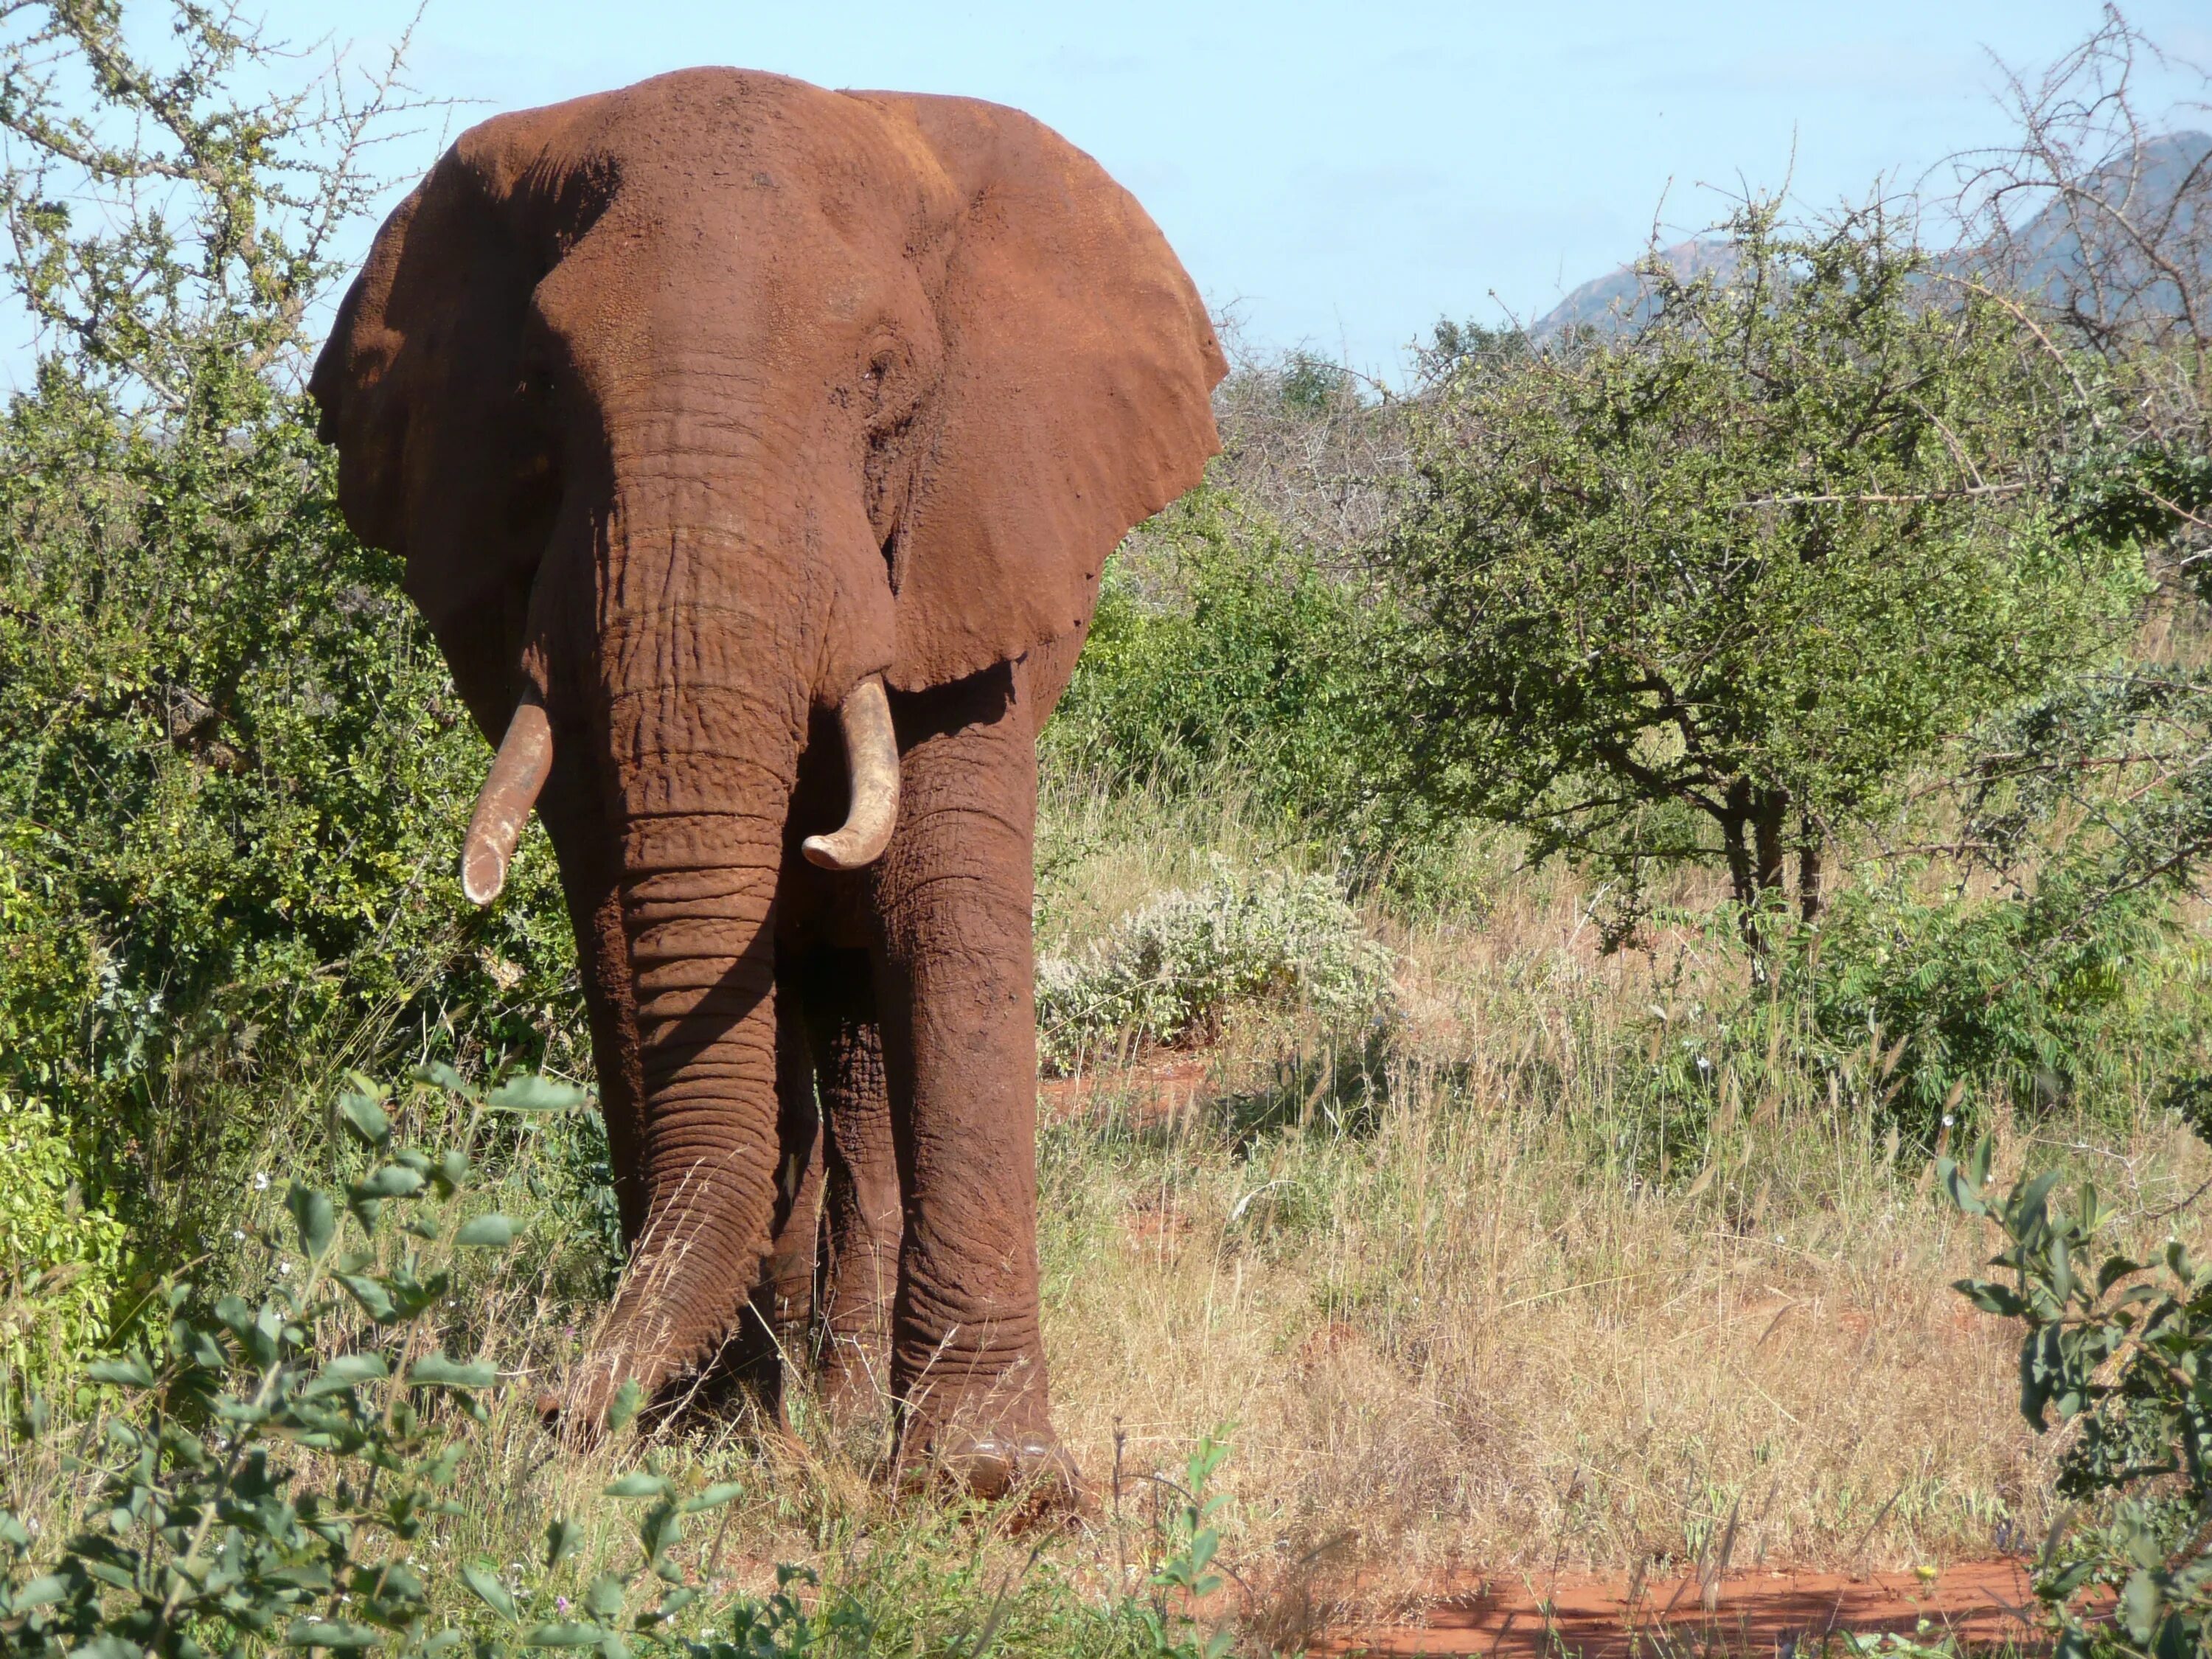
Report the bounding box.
[1039,1054,1214,1121]
[1313,1560,2045,1656]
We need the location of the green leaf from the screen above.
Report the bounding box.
[407,1354,498,1389]
[1938,1156,1983,1216]
[603,1377,643,1435]
[10,1573,71,1611]
[456,1214,518,1249]
[679,1482,745,1514]
[639,1501,682,1568]
[546,1517,585,1571]
[338,1276,396,1322]
[353,1164,425,1200]
[602,1472,671,1499]
[336,1090,391,1149]
[301,1353,391,1399]
[288,1185,338,1262]
[2016,1169,2065,1229]
[414,1060,471,1096]
[2045,1560,2096,1597]
[461,1563,519,1623]
[583,1575,625,1620]
[1954,1279,2027,1318]
[2119,1570,2161,1644]
[488,1075,590,1113]
[85,1355,155,1389]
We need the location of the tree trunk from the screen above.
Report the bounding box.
[1721,780,1756,909]
[1798,811,1823,924]
[1752,789,1789,898]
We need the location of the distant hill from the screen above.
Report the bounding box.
[1529,130,2212,341]
[1991,128,2210,322]
[1531,237,1739,340]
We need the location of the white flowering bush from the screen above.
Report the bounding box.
[1036,863,1396,1072]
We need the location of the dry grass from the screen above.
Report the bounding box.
[1027,771,2206,1602]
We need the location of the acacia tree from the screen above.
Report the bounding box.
[1375,199,2148,936]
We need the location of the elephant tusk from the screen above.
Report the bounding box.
[803,675,900,871]
[461,691,554,906]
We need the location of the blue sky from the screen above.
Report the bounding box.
[273,1,2211,382]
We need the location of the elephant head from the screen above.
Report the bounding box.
[309,69,1222,1435]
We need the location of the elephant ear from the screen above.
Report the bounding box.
[307,103,611,731]
[866,94,1226,692]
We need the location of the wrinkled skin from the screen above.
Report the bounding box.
[308,69,1223,1493]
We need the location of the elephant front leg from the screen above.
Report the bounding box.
[707,989,824,1423]
[873,669,1075,1502]
[795,950,900,1419]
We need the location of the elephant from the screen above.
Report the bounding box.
[307,67,1224,1497]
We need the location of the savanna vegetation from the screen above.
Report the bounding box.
[2,3,2211,1655]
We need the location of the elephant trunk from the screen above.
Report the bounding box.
[582,819,785,1412]
[555,501,894,1422]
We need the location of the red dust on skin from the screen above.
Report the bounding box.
[308,66,1225,1500]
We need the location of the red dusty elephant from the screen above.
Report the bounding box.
[308,68,1224,1498]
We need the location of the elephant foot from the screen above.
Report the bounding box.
[542,1345,813,1454]
[901,1426,1088,1517]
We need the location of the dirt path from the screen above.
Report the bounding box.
[1312,1560,2044,1655]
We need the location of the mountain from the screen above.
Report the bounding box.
[1531,236,1739,340]
[1528,131,2212,341]
[1993,128,2210,322]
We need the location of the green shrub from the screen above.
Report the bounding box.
[1798,871,2199,1140]
[1035,862,1394,1072]
[0,0,585,1332]
[0,1065,585,1659]
[1135,1432,1237,1659]
[1618,862,2206,1168]
[0,1092,126,1391]
[1943,1140,2212,1658]
[1046,487,1384,847]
